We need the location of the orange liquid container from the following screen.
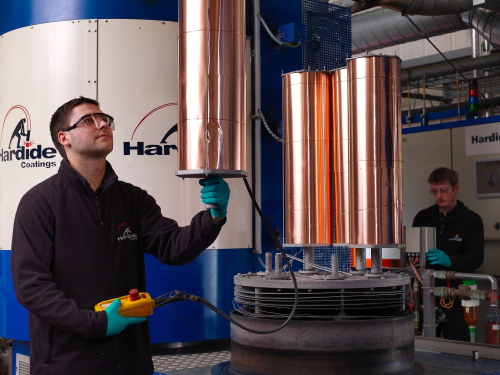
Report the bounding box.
[464,306,478,326]
[489,322,500,345]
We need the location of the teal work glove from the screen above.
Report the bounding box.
[199,176,230,218]
[426,248,452,268]
[105,299,146,337]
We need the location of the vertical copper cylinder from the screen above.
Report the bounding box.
[331,68,349,244]
[283,71,333,244]
[177,0,246,176]
[348,56,402,245]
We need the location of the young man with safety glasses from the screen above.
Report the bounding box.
[11,97,230,374]
[413,167,484,342]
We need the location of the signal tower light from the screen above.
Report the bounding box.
[469,80,479,117]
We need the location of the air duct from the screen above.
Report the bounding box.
[352,8,469,55]
[382,0,473,16]
[465,8,500,49]
[352,7,500,54]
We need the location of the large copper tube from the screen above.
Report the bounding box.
[348,56,402,245]
[284,71,333,244]
[177,0,246,176]
[332,68,349,243]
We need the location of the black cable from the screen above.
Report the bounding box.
[153,177,299,334]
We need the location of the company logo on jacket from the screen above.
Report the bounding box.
[0,105,58,169]
[449,233,462,242]
[124,103,178,156]
[117,223,138,241]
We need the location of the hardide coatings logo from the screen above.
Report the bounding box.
[124,103,178,156]
[0,105,58,169]
[117,222,138,241]
[449,233,463,242]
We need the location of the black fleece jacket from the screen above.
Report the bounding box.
[11,159,225,375]
[412,200,484,273]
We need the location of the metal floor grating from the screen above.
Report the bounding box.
[153,350,231,374]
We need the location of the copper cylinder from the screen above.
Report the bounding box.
[283,71,333,244]
[177,0,246,177]
[348,56,402,245]
[332,68,349,243]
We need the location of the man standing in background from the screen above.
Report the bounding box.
[413,167,484,341]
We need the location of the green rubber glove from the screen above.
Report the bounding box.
[199,176,230,218]
[105,299,146,337]
[426,248,452,268]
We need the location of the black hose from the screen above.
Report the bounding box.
[154,177,299,334]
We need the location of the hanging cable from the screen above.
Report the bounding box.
[258,109,284,143]
[154,177,299,334]
[256,14,301,48]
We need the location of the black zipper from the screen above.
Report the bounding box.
[93,180,123,375]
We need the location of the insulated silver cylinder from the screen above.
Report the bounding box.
[331,254,339,277]
[275,253,282,276]
[356,248,366,271]
[265,252,273,274]
[304,248,315,271]
[371,248,383,274]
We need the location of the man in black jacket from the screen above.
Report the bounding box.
[11,97,230,375]
[413,167,484,342]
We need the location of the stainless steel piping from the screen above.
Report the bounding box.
[463,8,500,49]
[433,270,497,304]
[253,0,262,254]
[401,52,500,82]
[352,6,500,55]
[352,8,469,54]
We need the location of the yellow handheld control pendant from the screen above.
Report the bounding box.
[95,289,155,318]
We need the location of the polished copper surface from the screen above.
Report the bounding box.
[178,0,246,173]
[284,71,333,244]
[350,205,403,244]
[331,68,349,243]
[348,56,402,245]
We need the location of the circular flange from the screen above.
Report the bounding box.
[297,270,320,275]
[323,275,346,280]
[175,169,247,179]
[365,272,385,278]
[349,270,366,275]
[235,272,410,289]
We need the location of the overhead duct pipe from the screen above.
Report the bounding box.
[465,8,500,49]
[352,8,469,55]
[352,7,500,54]
[381,0,473,16]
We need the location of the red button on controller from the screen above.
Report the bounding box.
[129,289,141,301]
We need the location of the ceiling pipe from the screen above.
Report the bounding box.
[352,6,500,54]
[352,8,469,54]
[381,0,473,16]
[402,95,500,116]
[401,49,500,82]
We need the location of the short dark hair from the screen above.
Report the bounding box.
[50,96,100,158]
[428,167,459,187]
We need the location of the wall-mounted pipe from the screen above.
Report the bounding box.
[403,95,500,117]
[433,270,499,345]
[253,0,262,254]
[401,51,500,82]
